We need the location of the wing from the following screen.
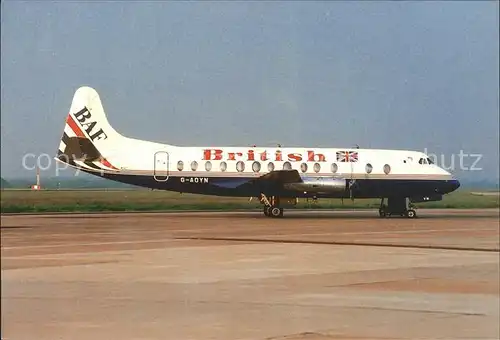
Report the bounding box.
[253,170,302,184]
[210,170,303,191]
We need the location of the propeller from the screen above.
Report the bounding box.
[349,159,356,201]
[348,179,357,201]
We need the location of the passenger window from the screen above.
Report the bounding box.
[236,161,245,172]
[313,163,321,173]
[365,163,373,174]
[252,161,261,172]
[300,163,308,173]
[331,163,338,173]
[220,161,227,172]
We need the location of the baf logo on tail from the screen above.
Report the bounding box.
[71,107,108,141]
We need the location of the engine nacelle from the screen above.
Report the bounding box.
[409,194,443,203]
[284,177,347,193]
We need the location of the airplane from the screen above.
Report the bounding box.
[55,86,460,218]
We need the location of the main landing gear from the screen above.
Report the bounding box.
[378,197,417,218]
[260,194,288,218]
[263,205,284,218]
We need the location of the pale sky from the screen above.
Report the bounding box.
[1,1,498,181]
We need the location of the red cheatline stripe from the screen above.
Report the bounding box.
[101,158,119,170]
[66,114,85,138]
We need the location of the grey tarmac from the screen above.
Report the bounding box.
[1,209,499,340]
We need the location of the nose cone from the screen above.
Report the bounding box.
[443,179,460,194]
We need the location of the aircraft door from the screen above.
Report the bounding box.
[154,151,169,181]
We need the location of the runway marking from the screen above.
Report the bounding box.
[1,226,495,240]
[340,227,497,234]
[260,228,498,238]
[1,238,184,250]
[174,236,500,253]
[2,252,151,259]
[1,242,260,259]
[0,295,487,317]
[2,228,496,249]
[0,228,223,239]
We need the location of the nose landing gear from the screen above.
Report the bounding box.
[379,197,417,218]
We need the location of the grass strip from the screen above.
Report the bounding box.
[1,189,498,213]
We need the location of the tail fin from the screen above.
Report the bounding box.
[56,86,121,172]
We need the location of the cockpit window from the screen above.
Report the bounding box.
[418,157,434,165]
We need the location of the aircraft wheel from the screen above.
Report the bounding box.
[264,206,271,217]
[406,209,417,218]
[270,207,283,218]
[378,209,387,218]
